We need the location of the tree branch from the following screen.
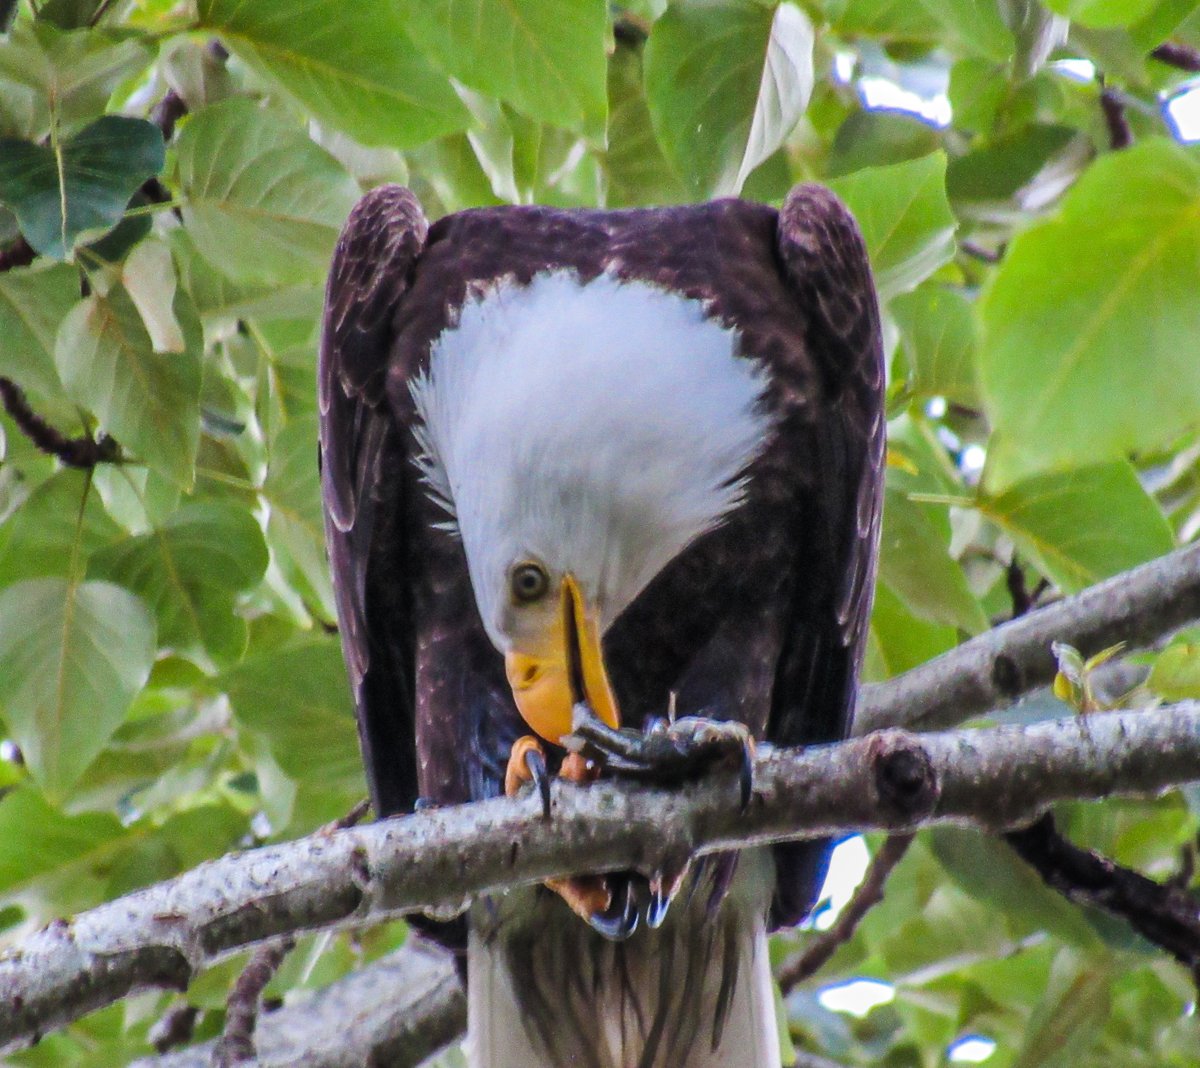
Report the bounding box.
[855,542,1200,734]
[131,939,466,1068]
[0,377,121,468]
[2,705,1198,1054]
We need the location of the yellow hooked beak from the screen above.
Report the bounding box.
[504,573,620,745]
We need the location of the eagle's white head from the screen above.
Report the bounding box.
[410,271,771,742]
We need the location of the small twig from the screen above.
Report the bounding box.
[212,937,296,1067]
[959,240,1003,264]
[325,797,370,833]
[148,1004,199,1054]
[0,377,120,468]
[1152,41,1200,73]
[1100,86,1134,150]
[0,236,35,273]
[1005,814,1200,971]
[776,835,914,994]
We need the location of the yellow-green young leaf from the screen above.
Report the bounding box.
[979,460,1174,594]
[196,0,469,148]
[176,99,360,286]
[829,153,957,299]
[1045,0,1159,27]
[0,262,79,413]
[0,579,155,800]
[400,0,608,136]
[980,140,1200,488]
[644,1,814,197]
[89,503,269,665]
[54,282,202,487]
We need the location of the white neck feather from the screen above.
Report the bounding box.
[410,270,771,647]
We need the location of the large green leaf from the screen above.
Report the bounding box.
[878,487,988,632]
[401,0,608,135]
[55,282,202,487]
[176,98,360,285]
[892,281,981,406]
[0,579,155,799]
[864,581,959,681]
[915,0,1014,59]
[222,637,365,825]
[980,140,1200,488]
[0,21,153,138]
[0,262,79,410]
[0,116,163,259]
[0,471,122,588]
[89,502,268,663]
[195,0,469,149]
[829,153,957,299]
[644,1,814,196]
[979,460,1174,593]
[1013,949,1113,1067]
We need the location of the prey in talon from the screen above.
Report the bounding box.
[320,185,883,1067]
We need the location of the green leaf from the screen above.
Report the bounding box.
[827,0,943,38]
[0,579,155,799]
[0,787,125,898]
[1147,641,1200,700]
[263,417,334,621]
[980,140,1200,487]
[1013,949,1112,1066]
[892,282,981,406]
[55,282,202,487]
[826,109,943,178]
[196,0,469,148]
[604,39,689,207]
[0,22,154,138]
[89,502,268,663]
[915,0,1014,59]
[0,262,79,411]
[946,123,1078,205]
[0,470,122,588]
[176,98,360,285]
[644,1,813,196]
[0,116,163,259]
[864,581,959,680]
[222,637,365,825]
[979,460,1174,594]
[829,153,957,299]
[1045,0,1160,27]
[878,487,988,632]
[401,0,608,136]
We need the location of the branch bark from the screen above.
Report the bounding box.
[2,705,1198,1054]
[855,542,1200,734]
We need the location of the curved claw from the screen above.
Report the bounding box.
[645,886,670,929]
[525,747,551,819]
[739,742,753,812]
[589,877,640,942]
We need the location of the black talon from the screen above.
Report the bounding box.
[739,744,753,811]
[413,796,439,812]
[524,747,551,819]
[645,886,670,929]
[589,876,639,941]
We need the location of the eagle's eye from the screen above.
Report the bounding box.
[510,561,550,604]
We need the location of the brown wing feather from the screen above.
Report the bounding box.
[768,184,885,926]
[319,185,428,818]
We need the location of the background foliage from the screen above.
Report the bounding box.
[0,0,1198,1064]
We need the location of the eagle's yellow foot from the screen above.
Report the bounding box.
[505,738,638,939]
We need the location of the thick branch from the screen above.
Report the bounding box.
[2,705,1197,1053]
[131,939,466,1068]
[856,542,1200,734]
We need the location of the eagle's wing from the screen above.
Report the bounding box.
[768,185,885,926]
[319,185,428,818]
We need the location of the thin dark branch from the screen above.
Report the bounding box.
[776,834,913,994]
[0,237,35,273]
[212,937,295,1067]
[856,542,1200,734]
[959,240,1003,263]
[149,90,188,142]
[0,377,120,468]
[1100,87,1134,150]
[1152,41,1200,72]
[1005,814,1200,970]
[148,1005,198,1054]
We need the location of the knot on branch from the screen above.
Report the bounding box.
[865,730,939,825]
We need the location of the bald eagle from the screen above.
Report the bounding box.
[319,185,884,1068]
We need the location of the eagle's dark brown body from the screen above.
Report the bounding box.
[320,187,883,1066]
